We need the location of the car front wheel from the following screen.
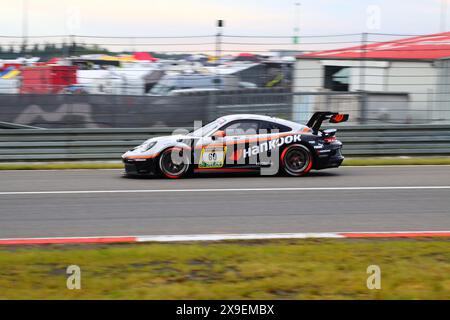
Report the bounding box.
[158,147,191,179]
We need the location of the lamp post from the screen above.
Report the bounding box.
[216,19,224,65]
[293,2,301,46]
[441,0,448,32]
[22,0,29,53]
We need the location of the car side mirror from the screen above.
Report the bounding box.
[212,130,226,140]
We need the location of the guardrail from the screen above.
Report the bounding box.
[1,125,450,161]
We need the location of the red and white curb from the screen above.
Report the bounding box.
[0,231,450,245]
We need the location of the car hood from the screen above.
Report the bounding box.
[122,134,194,158]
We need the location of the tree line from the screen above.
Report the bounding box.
[0,42,189,61]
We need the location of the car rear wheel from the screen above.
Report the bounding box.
[280,144,313,177]
[159,147,191,179]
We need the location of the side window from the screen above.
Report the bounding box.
[221,121,259,136]
[259,121,291,134]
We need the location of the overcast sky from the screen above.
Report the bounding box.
[1,0,446,52]
[1,0,445,36]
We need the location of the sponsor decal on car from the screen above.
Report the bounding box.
[242,134,302,158]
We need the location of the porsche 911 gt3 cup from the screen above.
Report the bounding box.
[122,112,348,178]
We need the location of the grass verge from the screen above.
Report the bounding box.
[1,157,450,170]
[0,238,448,299]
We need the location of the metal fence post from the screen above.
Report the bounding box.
[359,32,368,124]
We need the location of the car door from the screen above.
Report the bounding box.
[256,120,293,168]
[219,120,260,167]
[194,119,261,169]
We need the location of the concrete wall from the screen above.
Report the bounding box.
[385,61,437,123]
[433,59,450,123]
[0,89,293,129]
[294,59,323,92]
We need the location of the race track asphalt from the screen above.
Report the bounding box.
[0,166,449,238]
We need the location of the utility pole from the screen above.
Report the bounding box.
[441,0,448,32]
[215,19,224,90]
[215,20,224,65]
[69,34,76,57]
[293,2,301,46]
[22,0,29,53]
[359,32,368,124]
[211,19,224,119]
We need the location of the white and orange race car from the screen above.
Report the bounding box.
[122,112,348,178]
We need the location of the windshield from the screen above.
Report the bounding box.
[149,83,173,95]
[188,120,221,137]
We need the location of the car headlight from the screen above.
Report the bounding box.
[144,141,157,151]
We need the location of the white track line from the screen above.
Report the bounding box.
[137,230,450,242]
[136,233,345,242]
[0,186,449,196]
[1,231,450,245]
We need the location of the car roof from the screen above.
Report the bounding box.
[217,114,306,130]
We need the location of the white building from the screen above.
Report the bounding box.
[294,32,450,124]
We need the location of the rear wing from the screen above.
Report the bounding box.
[306,112,349,134]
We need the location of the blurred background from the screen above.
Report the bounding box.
[1,0,450,160]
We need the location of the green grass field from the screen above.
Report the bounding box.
[0,238,448,299]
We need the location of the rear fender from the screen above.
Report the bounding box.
[279,139,317,169]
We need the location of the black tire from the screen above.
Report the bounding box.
[280,144,313,177]
[158,147,191,179]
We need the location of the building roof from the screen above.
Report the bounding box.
[298,32,450,61]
